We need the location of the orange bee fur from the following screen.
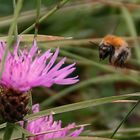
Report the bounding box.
[102,35,128,48]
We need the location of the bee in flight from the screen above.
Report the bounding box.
[92,35,131,67]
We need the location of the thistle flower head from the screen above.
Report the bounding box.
[0,39,79,122]
[23,104,83,140]
[0,39,78,92]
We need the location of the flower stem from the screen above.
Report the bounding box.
[110,100,140,138]
[34,0,41,38]
[21,0,71,34]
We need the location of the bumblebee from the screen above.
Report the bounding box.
[99,35,131,67]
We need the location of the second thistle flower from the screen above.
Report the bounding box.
[0,40,78,122]
[20,104,83,140]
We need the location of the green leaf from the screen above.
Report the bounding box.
[3,123,14,140]
[0,123,6,129]
[14,124,34,137]
[25,93,140,120]
[0,123,34,140]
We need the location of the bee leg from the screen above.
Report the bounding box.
[115,51,128,67]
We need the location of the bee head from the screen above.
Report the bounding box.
[99,43,115,60]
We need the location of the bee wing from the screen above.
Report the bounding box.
[89,41,98,47]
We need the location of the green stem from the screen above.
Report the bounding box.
[13,0,18,39]
[0,0,23,79]
[7,0,23,46]
[34,0,41,38]
[29,91,33,114]
[21,0,70,34]
[3,123,14,140]
[110,100,140,138]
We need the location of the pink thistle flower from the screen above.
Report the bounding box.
[0,39,79,92]
[22,104,83,140]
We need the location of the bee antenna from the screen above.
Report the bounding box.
[110,18,120,34]
[89,41,98,47]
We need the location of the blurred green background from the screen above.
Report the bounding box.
[1,0,140,139]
